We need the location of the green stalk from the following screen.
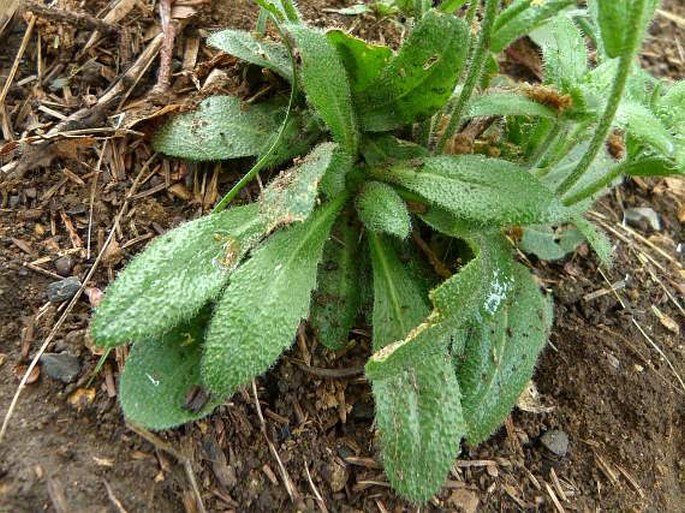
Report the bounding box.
[436,0,499,153]
[255,7,269,34]
[561,164,624,205]
[280,0,301,22]
[555,0,649,197]
[528,121,563,169]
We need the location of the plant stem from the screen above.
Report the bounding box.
[256,7,269,34]
[279,0,301,22]
[529,121,563,170]
[436,0,498,153]
[561,164,624,206]
[555,0,649,197]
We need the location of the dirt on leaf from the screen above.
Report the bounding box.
[0,1,683,512]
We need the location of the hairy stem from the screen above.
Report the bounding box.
[555,0,649,197]
[529,122,563,170]
[436,0,499,153]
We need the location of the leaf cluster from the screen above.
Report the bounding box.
[93,0,682,504]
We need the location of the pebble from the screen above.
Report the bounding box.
[623,207,661,231]
[54,255,74,276]
[47,276,81,303]
[40,352,81,383]
[540,429,569,457]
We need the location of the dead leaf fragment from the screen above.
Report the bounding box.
[517,381,555,414]
[651,305,680,335]
[13,364,40,384]
[68,387,96,410]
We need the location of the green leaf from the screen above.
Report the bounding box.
[520,225,584,261]
[457,263,553,444]
[309,217,361,350]
[530,14,589,91]
[491,0,575,53]
[572,215,613,266]
[356,10,469,131]
[357,182,412,239]
[285,25,359,154]
[260,142,338,231]
[326,30,393,93]
[119,310,222,430]
[91,205,265,348]
[367,215,515,380]
[369,233,430,351]
[617,101,675,156]
[593,0,658,59]
[373,155,566,226]
[360,134,429,167]
[618,156,682,177]
[153,96,284,161]
[207,29,293,81]
[439,0,469,12]
[202,198,343,397]
[319,148,355,199]
[371,348,465,503]
[466,92,557,119]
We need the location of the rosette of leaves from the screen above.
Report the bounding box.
[91,0,682,504]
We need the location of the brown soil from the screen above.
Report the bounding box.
[1,1,683,512]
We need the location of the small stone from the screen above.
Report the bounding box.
[326,462,348,493]
[40,352,81,383]
[54,255,74,276]
[47,276,81,303]
[623,207,661,231]
[540,429,569,457]
[24,187,37,199]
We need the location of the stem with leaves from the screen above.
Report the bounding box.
[555,0,649,197]
[436,0,498,153]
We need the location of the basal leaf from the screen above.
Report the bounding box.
[357,182,412,239]
[372,155,566,226]
[618,157,682,177]
[369,233,430,351]
[356,10,469,131]
[519,225,584,261]
[456,263,553,444]
[260,142,337,231]
[310,217,361,350]
[207,29,293,81]
[202,199,343,397]
[367,214,515,380]
[319,148,355,199]
[491,0,575,53]
[530,15,589,91]
[91,205,265,348]
[466,92,557,120]
[326,30,393,93]
[572,215,613,266]
[371,348,464,503]
[153,96,284,161]
[285,25,359,153]
[119,310,222,430]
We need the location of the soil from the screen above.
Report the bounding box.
[1,1,683,512]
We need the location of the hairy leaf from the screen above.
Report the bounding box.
[618,157,682,177]
[310,217,361,350]
[286,25,359,153]
[326,30,393,93]
[153,96,287,161]
[466,92,557,119]
[119,310,222,429]
[319,148,355,199]
[572,215,613,266]
[530,15,588,91]
[357,182,412,239]
[373,155,566,226]
[367,214,515,379]
[491,0,575,53]
[202,199,342,396]
[593,0,658,59]
[457,263,553,444]
[357,10,469,131]
[369,233,430,351]
[617,101,675,156]
[260,142,337,230]
[207,29,293,81]
[371,348,464,503]
[91,205,265,348]
[520,225,584,261]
